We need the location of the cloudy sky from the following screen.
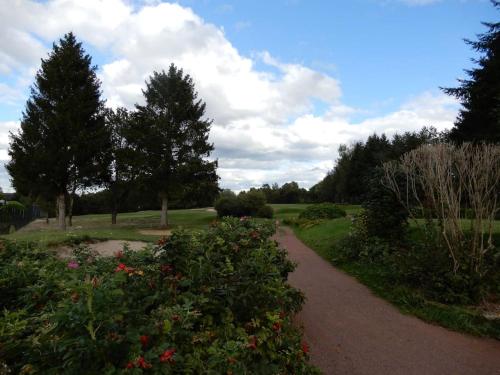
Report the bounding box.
[0,0,495,192]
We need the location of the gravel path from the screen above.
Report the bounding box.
[275,226,500,375]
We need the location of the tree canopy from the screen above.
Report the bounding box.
[132,65,218,227]
[7,32,108,230]
[443,1,500,143]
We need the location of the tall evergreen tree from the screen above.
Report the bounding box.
[443,1,500,143]
[7,32,107,230]
[133,64,218,228]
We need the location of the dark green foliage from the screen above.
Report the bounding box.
[256,205,274,219]
[311,127,441,203]
[132,65,218,226]
[362,169,408,240]
[214,190,241,217]
[0,219,317,374]
[443,1,500,143]
[214,190,273,218]
[257,182,310,204]
[7,32,108,205]
[299,203,346,220]
[239,190,267,216]
[335,213,500,304]
[103,107,139,223]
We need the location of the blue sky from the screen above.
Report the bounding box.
[176,0,493,116]
[0,0,496,192]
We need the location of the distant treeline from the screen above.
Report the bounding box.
[309,127,446,204]
[70,182,219,216]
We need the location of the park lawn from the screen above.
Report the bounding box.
[287,208,500,339]
[1,208,217,246]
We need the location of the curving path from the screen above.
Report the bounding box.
[275,226,500,375]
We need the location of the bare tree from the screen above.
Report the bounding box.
[383,143,500,275]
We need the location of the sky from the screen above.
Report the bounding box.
[0,0,496,192]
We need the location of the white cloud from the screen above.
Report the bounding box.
[0,1,458,192]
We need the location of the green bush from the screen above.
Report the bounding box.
[214,194,241,217]
[299,203,346,220]
[362,170,408,240]
[0,219,318,374]
[215,190,273,219]
[256,205,274,218]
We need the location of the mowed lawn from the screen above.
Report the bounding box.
[1,208,218,245]
[0,203,359,246]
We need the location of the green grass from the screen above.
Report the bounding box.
[286,206,500,339]
[1,208,217,246]
[292,218,352,259]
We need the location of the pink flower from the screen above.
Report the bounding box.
[67,261,79,269]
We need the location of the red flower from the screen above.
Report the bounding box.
[115,263,127,272]
[301,341,309,354]
[115,263,136,274]
[272,322,281,332]
[171,314,180,322]
[125,361,135,369]
[136,356,152,369]
[247,335,257,350]
[159,348,176,363]
[140,335,149,348]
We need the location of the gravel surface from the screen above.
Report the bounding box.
[275,226,500,375]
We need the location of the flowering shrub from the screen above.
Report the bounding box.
[0,218,319,374]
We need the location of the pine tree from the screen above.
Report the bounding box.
[443,1,500,143]
[7,32,107,230]
[133,64,218,228]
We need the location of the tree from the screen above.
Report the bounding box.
[443,1,500,143]
[7,32,107,230]
[133,65,217,228]
[103,107,139,224]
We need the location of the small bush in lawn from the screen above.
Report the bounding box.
[256,205,274,218]
[362,170,408,240]
[299,203,346,220]
[0,218,319,374]
[214,193,241,217]
[215,189,273,219]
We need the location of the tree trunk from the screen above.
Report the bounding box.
[160,193,168,228]
[57,193,66,231]
[68,194,74,227]
[111,209,117,225]
[45,211,49,224]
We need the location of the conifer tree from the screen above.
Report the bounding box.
[7,33,107,230]
[443,1,500,143]
[133,64,218,228]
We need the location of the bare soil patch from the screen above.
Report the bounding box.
[138,229,172,236]
[58,240,148,258]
